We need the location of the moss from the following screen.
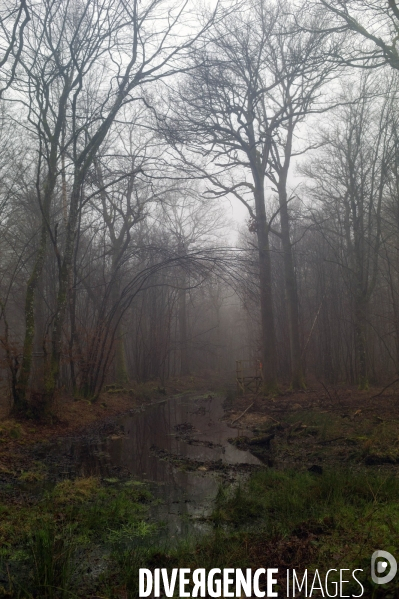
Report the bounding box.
[358,376,369,391]
[53,477,100,504]
[0,475,156,595]
[19,470,45,482]
[260,381,280,396]
[0,422,23,439]
[98,468,399,598]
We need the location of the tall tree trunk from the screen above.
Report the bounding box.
[270,115,305,390]
[354,293,368,389]
[16,84,70,415]
[179,272,189,376]
[278,184,305,389]
[47,180,82,401]
[15,170,57,414]
[112,257,129,386]
[254,185,278,392]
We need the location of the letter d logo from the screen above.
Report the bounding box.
[371,550,397,584]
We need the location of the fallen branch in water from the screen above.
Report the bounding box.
[231,402,254,425]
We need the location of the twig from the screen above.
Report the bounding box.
[320,381,333,402]
[317,436,346,445]
[371,378,399,399]
[302,295,325,358]
[231,402,254,425]
[265,414,281,425]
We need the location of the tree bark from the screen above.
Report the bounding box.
[254,185,278,392]
[15,168,57,413]
[112,253,129,386]
[47,179,82,399]
[354,293,368,389]
[179,273,189,376]
[277,183,305,389]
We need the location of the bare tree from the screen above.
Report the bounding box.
[88,105,175,386]
[318,0,399,70]
[303,74,395,388]
[164,0,337,389]
[12,0,220,415]
[0,0,30,95]
[158,188,226,376]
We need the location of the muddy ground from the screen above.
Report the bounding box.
[0,378,398,481]
[0,379,398,597]
[226,382,399,470]
[0,376,221,480]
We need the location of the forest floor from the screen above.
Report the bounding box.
[0,379,398,597]
[0,377,397,479]
[226,381,399,470]
[0,375,221,478]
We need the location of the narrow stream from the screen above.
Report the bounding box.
[41,393,262,537]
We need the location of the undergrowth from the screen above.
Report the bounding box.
[0,477,156,597]
[1,469,399,597]
[108,469,399,598]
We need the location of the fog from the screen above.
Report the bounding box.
[0,0,398,417]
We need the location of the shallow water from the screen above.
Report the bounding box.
[47,393,261,537]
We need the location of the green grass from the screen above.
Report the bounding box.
[28,523,75,599]
[1,469,399,597]
[113,469,399,597]
[188,469,399,597]
[212,469,399,537]
[0,477,156,597]
[89,469,399,597]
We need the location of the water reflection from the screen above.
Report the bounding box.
[53,394,261,537]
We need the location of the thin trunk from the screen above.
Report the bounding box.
[246,97,277,391]
[114,331,129,386]
[354,294,368,389]
[179,275,189,376]
[0,299,19,408]
[68,206,82,395]
[61,123,68,230]
[17,83,70,415]
[112,262,129,386]
[271,114,304,390]
[44,81,131,403]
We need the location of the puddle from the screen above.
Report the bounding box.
[39,393,262,537]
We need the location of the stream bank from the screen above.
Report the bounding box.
[0,383,399,597]
[0,391,264,597]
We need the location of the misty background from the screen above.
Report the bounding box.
[0,0,398,416]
